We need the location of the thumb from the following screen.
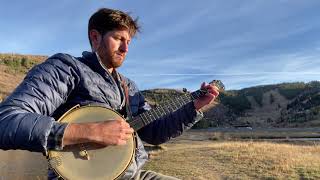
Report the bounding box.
[200,82,206,89]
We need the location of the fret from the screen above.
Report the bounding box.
[171,100,178,110]
[180,96,186,105]
[130,117,143,131]
[167,100,175,111]
[145,111,152,124]
[166,102,175,112]
[168,104,174,112]
[150,109,159,120]
[181,96,188,106]
[161,105,169,114]
[132,121,139,130]
[149,110,158,121]
[137,117,145,130]
[191,90,202,100]
[173,99,179,108]
[152,110,159,120]
[159,105,168,115]
[173,100,180,109]
[182,94,189,104]
[191,94,195,100]
[184,94,192,103]
[146,110,156,122]
[137,121,144,130]
[141,112,151,124]
[130,122,137,130]
[159,106,166,116]
[157,107,164,117]
[155,107,163,118]
[172,99,180,110]
[182,94,190,103]
[190,92,196,100]
[176,96,184,107]
[139,113,148,125]
[144,111,151,123]
[195,91,201,99]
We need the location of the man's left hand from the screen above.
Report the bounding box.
[193,82,220,111]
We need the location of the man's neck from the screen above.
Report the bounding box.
[107,67,114,74]
[95,52,114,74]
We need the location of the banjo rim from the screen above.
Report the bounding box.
[47,105,136,180]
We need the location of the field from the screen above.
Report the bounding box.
[0,150,47,180]
[144,129,320,180]
[0,129,319,180]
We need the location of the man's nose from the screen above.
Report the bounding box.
[119,42,128,53]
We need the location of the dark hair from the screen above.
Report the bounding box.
[88,8,140,46]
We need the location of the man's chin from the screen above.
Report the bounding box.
[110,56,125,68]
[111,61,123,68]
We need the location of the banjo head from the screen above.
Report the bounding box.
[48,106,135,180]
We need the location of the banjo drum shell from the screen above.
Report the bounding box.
[48,105,135,180]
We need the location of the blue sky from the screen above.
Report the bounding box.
[1,1,320,91]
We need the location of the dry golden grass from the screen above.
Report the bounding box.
[208,129,320,140]
[0,65,26,100]
[0,150,47,180]
[0,53,46,62]
[144,134,320,180]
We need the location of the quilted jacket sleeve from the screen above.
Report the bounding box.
[127,79,204,145]
[0,53,80,152]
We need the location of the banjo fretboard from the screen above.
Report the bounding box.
[129,80,224,131]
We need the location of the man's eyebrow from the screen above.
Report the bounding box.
[114,33,125,37]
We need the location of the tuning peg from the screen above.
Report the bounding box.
[182,88,188,93]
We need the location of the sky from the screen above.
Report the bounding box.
[1,0,320,91]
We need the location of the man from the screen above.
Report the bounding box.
[0,8,219,179]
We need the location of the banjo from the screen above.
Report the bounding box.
[47,80,224,180]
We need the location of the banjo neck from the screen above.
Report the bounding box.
[129,80,224,131]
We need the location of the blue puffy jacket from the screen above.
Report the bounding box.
[0,51,203,179]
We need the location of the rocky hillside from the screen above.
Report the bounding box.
[1,53,320,128]
[142,82,320,128]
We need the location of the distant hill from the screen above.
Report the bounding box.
[0,53,47,100]
[1,53,320,128]
[0,53,47,73]
[142,82,320,128]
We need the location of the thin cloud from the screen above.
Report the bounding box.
[2,1,320,91]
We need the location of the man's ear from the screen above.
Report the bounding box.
[89,30,102,52]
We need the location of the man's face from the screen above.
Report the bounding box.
[96,29,131,70]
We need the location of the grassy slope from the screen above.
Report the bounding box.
[0,53,46,100]
[0,65,26,100]
[144,131,320,180]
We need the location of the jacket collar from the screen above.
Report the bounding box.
[81,51,126,110]
[81,51,108,77]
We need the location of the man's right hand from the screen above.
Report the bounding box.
[62,118,134,147]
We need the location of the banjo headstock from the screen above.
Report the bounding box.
[209,80,225,92]
[195,80,225,98]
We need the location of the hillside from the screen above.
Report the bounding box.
[141,82,320,128]
[0,53,47,100]
[1,53,320,128]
